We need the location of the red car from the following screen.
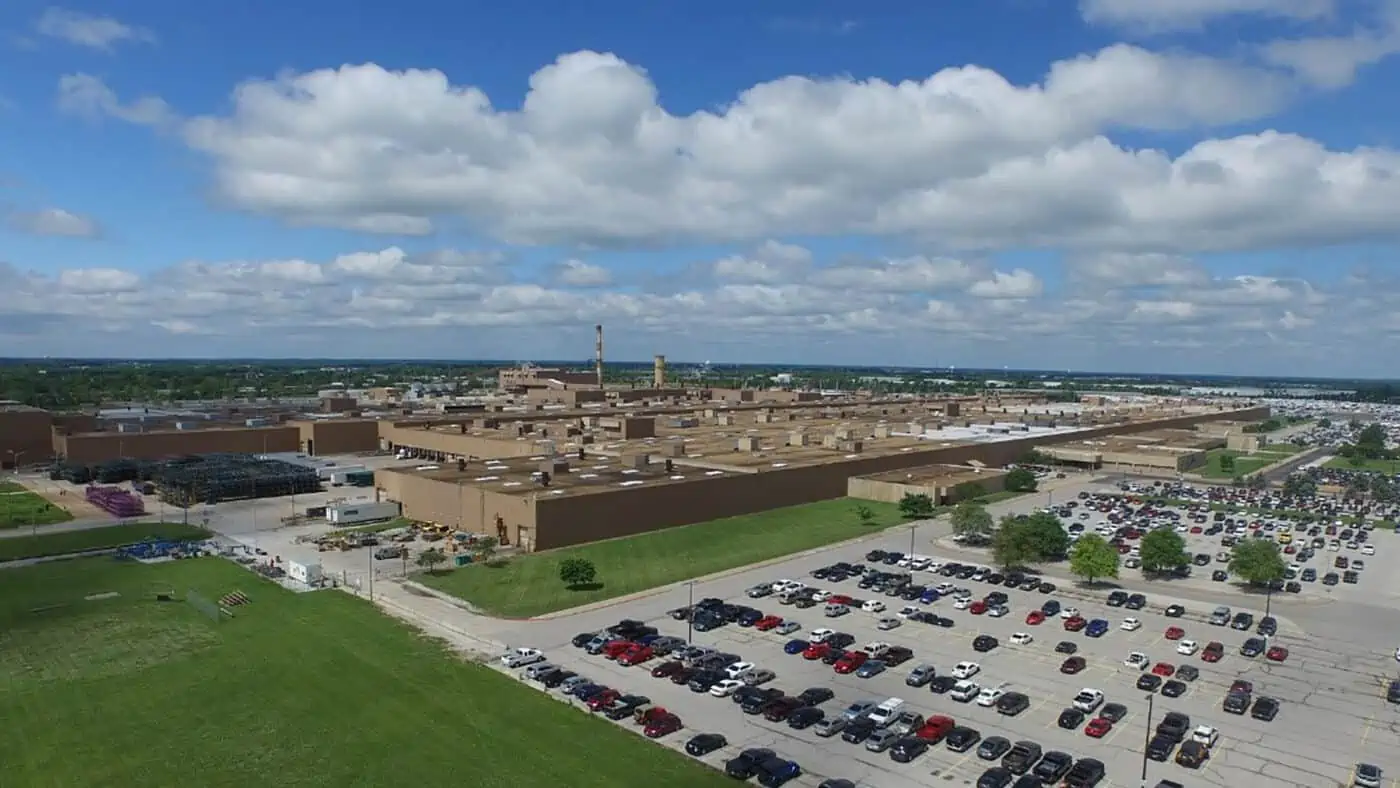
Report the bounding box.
[1202,642,1225,663]
[1152,662,1176,676]
[617,645,654,666]
[1064,616,1088,632]
[1026,610,1046,625]
[602,640,633,660]
[1164,626,1185,641]
[1116,544,1132,554]
[651,660,683,678]
[1189,526,1203,534]
[644,713,683,738]
[1284,544,1296,554]
[915,715,956,742]
[587,689,620,711]
[834,651,868,674]
[635,706,670,726]
[803,642,832,660]
[829,594,854,606]
[754,615,783,631]
[1085,718,1113,738]
[1230,679,1254,695]
[1267,646,1289,662]
[1060,657,1086,674]
[970,600,988,615]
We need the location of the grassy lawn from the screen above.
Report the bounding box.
[0,522,212,562]
[420,498,903,618]
[970,490,1028,505]
[1198,449,1275,478]
[1323,457,1400,474]
[0,480,26,493]
[1258,443,1304,457]
[0,489,73,529]
[0,557,731,788]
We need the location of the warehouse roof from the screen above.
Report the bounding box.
[855,464,1007,486]
[379,454,719,499]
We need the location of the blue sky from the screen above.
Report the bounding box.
[2,0,1400,375]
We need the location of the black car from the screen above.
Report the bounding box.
[1136,674,1162,692]
[929,675,958,694]
[1002,741,1042,774]
[1146,735,1175,761]
[931,615,955,628]
[685,732,727,756]
[1125,593,1147,610]
[996,692,1030,716]
[1231,612,1254,630]
[1240,637,1265,657]
[541,669,576,688]
[973,635,999,652]
[738,609,764,627]
[946,726,982,752]
[1038,582,1056,593]
[604,694,651,720]
[1161,680,1187,698]
[571,632,596,648]
[1012,777,1042,788]
[976,767,1014,788]
[866,550,888,562]
[1164,604,1186,617]
[1157,712,1190,741]
[1256,616,1278,636]
[985,591,1009,606]
[889,737,929,763]
[689,670,724,693]
[1033,751,1074,783]
[1106,591,1128,607]
[787,707,824,729]
[978,736,1012,760]
[1250,696,1280,721]
[1063,757,1105,787]
[818,782,855,788]
[726,748,777,779]
[1055,641,1078,654]
[1211,570,1228,582]
[828,633,856,649]
[798,687,834,706]
[1175,665,1200,682]
[1223,693,1250,715]
[1098,702,1128,722]
[1041,600,1062,616]
[884,646,914,667]
[1388,680,1400,704]
[842,718,877,744]
[741,688,784,713]
[1057,708,1085,729]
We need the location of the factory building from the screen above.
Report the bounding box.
[847,464,1009,505]
[375,403,1268,551]
[1038,429,1225,472]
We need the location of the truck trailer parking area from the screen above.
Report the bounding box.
[498,526,1400,787]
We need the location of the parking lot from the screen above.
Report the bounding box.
[491,494,1400,788]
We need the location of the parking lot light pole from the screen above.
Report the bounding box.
[686,580,695,644]
[1141,691,1155,788]
[909,524,917,558]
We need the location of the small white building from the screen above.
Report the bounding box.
[286,560,324,586]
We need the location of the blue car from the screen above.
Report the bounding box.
[756,756,801,787]
[919,589,941,604]
[784,639,808,655]
[1085,619,1110,638]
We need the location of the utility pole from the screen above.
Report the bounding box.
[368,547,374,601]
[1140,692,1155,788]
[686,581,695,644]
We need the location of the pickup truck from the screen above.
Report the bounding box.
[501,647,545,668]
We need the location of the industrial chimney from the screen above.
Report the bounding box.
[595,324,604,390]
[653,355,666,388]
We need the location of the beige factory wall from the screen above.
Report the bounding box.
[379,425,541,459]
[847,473,1008,505]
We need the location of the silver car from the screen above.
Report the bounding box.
[776,621,801,635]
[865,728,900,752]
[906,664,937,687]
[743,668,776,686]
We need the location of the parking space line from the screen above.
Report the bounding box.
[1101,712,1135,745]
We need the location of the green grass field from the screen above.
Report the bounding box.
[0,488,73,529]
[1323,457,1400,474]
[0,522,213,562]
[420,498,903,618]
[1198,449,1275,478]
[0,558,731,788]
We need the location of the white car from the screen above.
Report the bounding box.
[934,582,957,595]
[976,686,1006,707]
[877,617,902,631]
[1191,725,1220,748]
[951,661,981,679]
[1363,544,1376,555]
[1060,607,1080,619]
[862,600,887,614]
[909,557,932,570]
[987,605,1009,618]
[1072,688,1105,713]
[771,579,802,593]
[724,661,756,680]
[809,628,835,643]
[1394,646,1400,663]
[897,605,920,619]
[501,647,545,668]
[1177,639,1199,656]
[950,681,981,702]
[709,678,745,697]
[1010,632,1034,645]
[1124,652,1149,670]
[862,641,892,657]
[1121,617,1142,631]
[953,597,972,610]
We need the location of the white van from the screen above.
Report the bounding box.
[868,698,906,728]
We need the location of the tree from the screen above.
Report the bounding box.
[991,511,1068,568]
[1247,474,1267,491]
[1004,468,1038,493]
[1020,510,1070,560]
[559,557,598,588]
[1356,423,1387,459]
[1018,449,1052,466]
[1230,473,1245,488]
[416,547,448,574]
[471,535,500,566]
[1139,528,1189,574]
[950,502,994,541]
[1282,473,1316,499]
[992,516,1037,570]
[1229,538,1287,586]
[1318,418,1332,428]
[1069,534,1119,586]
[898,492,936,519]
[1218,454,1235,475]
[855,504,877,527]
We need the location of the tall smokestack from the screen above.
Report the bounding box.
[654,355,666,388]
[595,324,604,389]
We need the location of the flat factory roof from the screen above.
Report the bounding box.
[381,455,720,499]
[857,464,1007,486]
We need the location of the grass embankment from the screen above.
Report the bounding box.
[1198,446,1306,479]
[0,522,211,562]
[970,490,1028,505]
[0,487,73,529]
[1323,457,1400,474]
[420,498,903,618]
[0,557,729,788]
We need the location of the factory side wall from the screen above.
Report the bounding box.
[297,419,380,455]
[846,473,1008,505]
[0,410,54,466]
[373,471,538,547]
[378,425,541,459]
[56,426,300,463]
